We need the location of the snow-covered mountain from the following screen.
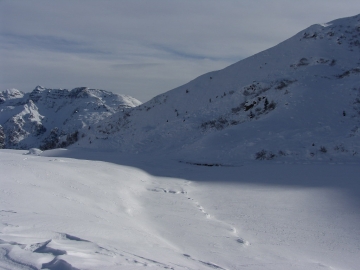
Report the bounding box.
[2,14,360,164]
[82,14,360,163]
[0,86,141,150]
[1,14,360,270]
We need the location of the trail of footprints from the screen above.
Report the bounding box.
[147,181,249,247]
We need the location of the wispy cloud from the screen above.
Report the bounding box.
[111,63,162,70]
[1,0,359,102]
[0,33,110,55]
[150,44,236,62]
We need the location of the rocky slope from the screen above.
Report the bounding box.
[0,86,141,149]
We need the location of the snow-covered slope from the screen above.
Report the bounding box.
[1,149,359,269]
[82,14,360,163]
[0,86,141,150]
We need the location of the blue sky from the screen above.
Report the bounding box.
[1,0,359,102]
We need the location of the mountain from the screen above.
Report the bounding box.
[0,86,141,150]
[2,14,360,164]
[82,14,360,164]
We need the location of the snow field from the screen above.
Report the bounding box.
[1,149,360,269]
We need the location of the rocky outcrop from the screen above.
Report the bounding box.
[0,125,5,149]
[0,87,141,149]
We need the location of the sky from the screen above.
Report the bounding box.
[1,1,359,102]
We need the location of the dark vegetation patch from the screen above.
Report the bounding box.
[179,161,231,167]
[40,129,79,150]
[335,68,360,78]
[255,149,287,160]
[201,97,277,131]
[291,58,309,68]
[275,79,297,90]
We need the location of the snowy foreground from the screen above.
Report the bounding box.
[1,149,360,270]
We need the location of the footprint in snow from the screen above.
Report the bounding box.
[147,187,186,194]
[195,203,211,218]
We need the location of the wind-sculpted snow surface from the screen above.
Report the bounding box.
[1,149,360,269]
[0,86,141,150]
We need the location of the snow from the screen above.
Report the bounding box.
[26,148,43,156]
[1,149,359,269]
[1,13,360,270]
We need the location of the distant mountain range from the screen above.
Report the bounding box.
[0,86,141,150]
[1,14,360,163]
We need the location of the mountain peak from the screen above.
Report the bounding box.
[0,88,24,101]
[34,85,45,90]
[0,86,141,149]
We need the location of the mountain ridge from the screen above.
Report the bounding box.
[0,86,141,149]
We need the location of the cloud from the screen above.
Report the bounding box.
[150,44,233,62]
[1,0,360,102]
[111,63,162,70]
[1,33,110,55]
